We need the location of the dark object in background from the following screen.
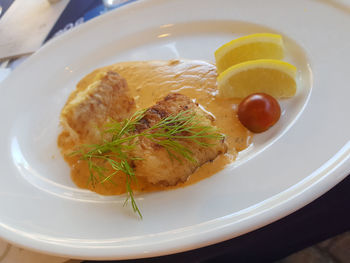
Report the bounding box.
[0,0,15,18]
[44,0,136,43]
[44,0,102,43]
[84,175,350,263]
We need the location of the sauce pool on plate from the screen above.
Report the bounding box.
[58,59,252,195]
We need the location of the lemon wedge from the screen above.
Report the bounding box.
[218,59,297,98]
[215,33,284,74]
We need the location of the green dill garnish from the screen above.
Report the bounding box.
[70,109,224,218]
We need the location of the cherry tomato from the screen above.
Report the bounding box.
[237,93,281,133]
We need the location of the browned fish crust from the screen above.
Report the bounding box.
[132,93,227,186]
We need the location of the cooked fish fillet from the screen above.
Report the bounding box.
[132,93,227,186]
[59,63,228,188]
[60,71,135,145]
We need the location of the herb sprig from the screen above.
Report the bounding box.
[71,109,224,218]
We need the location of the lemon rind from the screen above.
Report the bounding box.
[217,59,297,84]
[214,33,284,60]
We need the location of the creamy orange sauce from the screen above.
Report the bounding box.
[58,60,252,195]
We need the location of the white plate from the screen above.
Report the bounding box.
[1,0,350,260]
